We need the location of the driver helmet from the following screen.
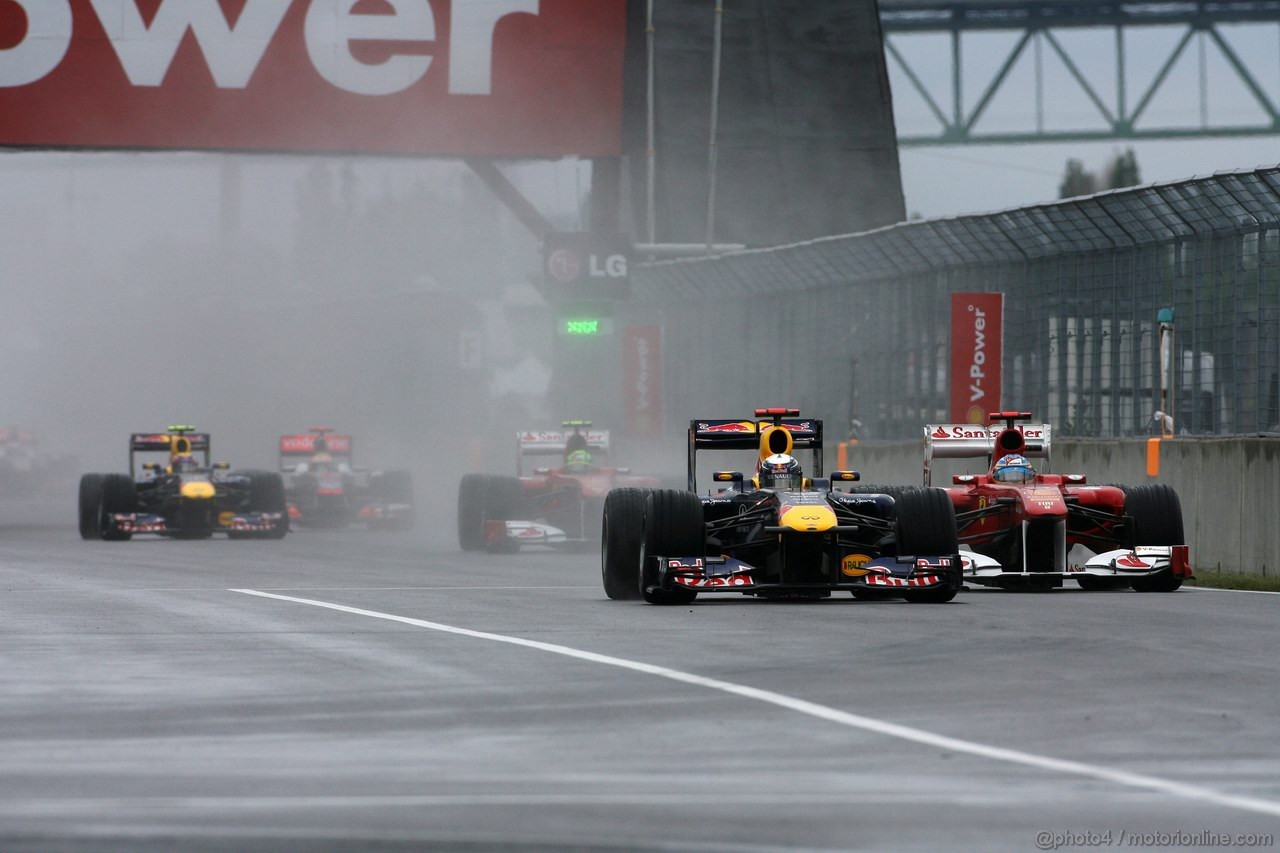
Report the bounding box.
[992,453,1036,483]
[758,453,803,490]
[565,448,594,473]
[310,452,334,473]
[171,454,200,474]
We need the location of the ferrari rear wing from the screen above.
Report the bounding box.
[516,429,610,475]
[922,422,1051,485]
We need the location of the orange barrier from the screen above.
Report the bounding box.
[1146,437,1161,477]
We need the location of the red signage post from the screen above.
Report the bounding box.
[949,292,1004,424]
[623,325,663,439]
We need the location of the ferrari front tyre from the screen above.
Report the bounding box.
[1125,484,1185,592]
[458,474,488,551]
[601,488,647,600]
[78,473,105,540]
[99,474,138,542]
[640,489,704,605]
[894,487,959,556]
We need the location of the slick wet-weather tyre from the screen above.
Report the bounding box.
[640,489,703,605]
[601,488,647,600]
[78,473,105,540]
[458,474,488,551]
[99,473,138,541]
[895,488,960,603]
[1126,484,1185,592]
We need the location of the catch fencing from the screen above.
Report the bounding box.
[626,166,1280,441]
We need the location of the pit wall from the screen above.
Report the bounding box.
[842,438,1280,576]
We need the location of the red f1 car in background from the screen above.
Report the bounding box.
[927,411,1191,591]
[457,421,661,552]
[279,428,414,530]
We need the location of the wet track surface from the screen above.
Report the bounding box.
[2,499,1279,851]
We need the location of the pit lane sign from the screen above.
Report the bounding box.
[950,292,1004,424]
[0,1,625,156]
[543,232,630,297]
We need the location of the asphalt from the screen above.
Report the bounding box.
[2,497,1279,851]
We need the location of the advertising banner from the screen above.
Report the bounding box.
[950,292,1004,424]
[623,325,662,439]
[0,0,625,156]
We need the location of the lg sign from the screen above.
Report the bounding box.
[0,0,626,156]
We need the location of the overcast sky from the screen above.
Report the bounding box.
[889,23,1280,217]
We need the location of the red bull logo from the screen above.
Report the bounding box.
[699,422,757,433]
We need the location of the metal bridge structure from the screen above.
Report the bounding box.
[880,0,1280,145]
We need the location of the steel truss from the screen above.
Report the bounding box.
[881,0,1280,145]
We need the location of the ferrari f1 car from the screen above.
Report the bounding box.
[78,426,288,540]
[601,409,963,604]
[458,421,661,552]
[926,411,1191,591]
[279,428,415,530]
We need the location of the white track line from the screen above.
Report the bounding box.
[231,588,1280,819]
[1185,586,1280,596]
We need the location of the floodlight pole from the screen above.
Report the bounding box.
[705,0,724,252]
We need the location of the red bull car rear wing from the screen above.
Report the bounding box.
[688,412,823,491]
[130,432,210,452]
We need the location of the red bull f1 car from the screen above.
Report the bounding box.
[601,408,963,604]
[279,429,415,530]
[926,411,1191,591]
[78,426,288,540]
[458,421,661,552]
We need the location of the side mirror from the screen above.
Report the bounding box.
[616,467,631,474]
[213,462,230,470]
[953,474,977,484]
[142,462,160,472]
[712,471,743,484]
[534,467,552,475]
[830,471,860,483]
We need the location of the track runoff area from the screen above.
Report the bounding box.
[1,506,1278,850]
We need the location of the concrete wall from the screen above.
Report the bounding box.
[842,437,1280,575]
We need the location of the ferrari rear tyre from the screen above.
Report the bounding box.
[483,476,525,554]
[894,488,959,556]
[1126,484,1185,592]
[458,474,488,551]
[99,474,138,542]
[78,474,104,540]
[640,489,703,605]
[602,488,647,600]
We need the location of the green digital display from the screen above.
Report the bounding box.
[564,319,601,335]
